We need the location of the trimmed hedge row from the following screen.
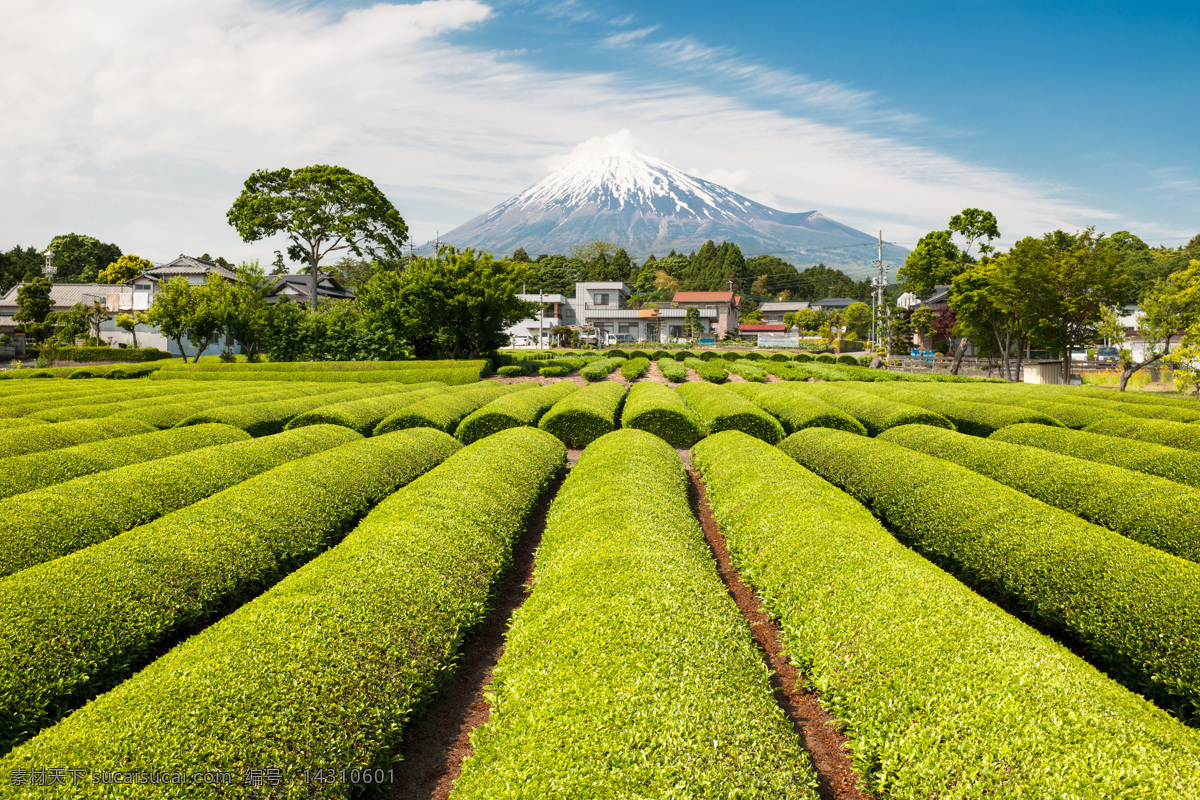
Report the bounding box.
[579,356,626,382]
[852,383,1064,437]
[539,381,626,448]
[618,356,649,380]
[684,356,728,383]
[752,384,867,436]
[154,365,488,384]
[676,381,784,444]
[539,365,570,377]
[156,359,475,372]
[0,424,359,578]
[179,384,405,436]
[656,356,688,383]
[725,359,768,382]
[0,416,155,460]
[113,384,339,429]
[285,383,451,435]
[0,428,565,794]
[693,431,1200,798]
[880,423,1200,563]
[453,430,818,796]
[373,382,531,435]
[1085,416,1200,452]
[2,382,211,419]
[793,383,955,435]
[0,423,249,500]
[992,423,1200,489]
[42,345,173,363]
[26,384,266,423]
[620,381,706,447]
[0,428,461,750]
[780,427,1200,721]
[1017,385,1200,423]
[455,381,579,444]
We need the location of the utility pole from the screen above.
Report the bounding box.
[538,289,544,350]
[871,231,889,364]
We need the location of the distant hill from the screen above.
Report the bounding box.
[438,149,908,278]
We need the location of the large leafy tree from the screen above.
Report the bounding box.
[366,247,538,359]
[144,276,231,362]
[98,254,154,284]
[13,277,53,342]
[44,233,122,283]
[221,263,273,359]
[226,165,408,311]
[0,245,42,292]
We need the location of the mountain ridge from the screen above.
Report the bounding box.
[438,149,907,278]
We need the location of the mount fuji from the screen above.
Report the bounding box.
[438,146,908,277]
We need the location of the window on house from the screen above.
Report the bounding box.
[595,293,609,306]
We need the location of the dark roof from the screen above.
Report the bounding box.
[266,273,355,303]
[810,297,858,308]
[0,283,128,312]
[134,255,237,283]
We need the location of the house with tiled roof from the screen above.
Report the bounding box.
[266,274,355,305]
[0,283,128,336]
[669,291,740,338]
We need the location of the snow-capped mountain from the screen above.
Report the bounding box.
[439,149,907,276]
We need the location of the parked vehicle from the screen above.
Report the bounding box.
[1096,346,1120,364]
[512,335,531,347]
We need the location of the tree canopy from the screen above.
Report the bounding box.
[44,233,122,283]
[226,165,407,311]
[98,254,154,284]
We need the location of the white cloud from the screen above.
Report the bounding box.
[0,0,1134,265]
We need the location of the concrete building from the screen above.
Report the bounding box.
[757,300,809,325]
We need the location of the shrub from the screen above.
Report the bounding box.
[793,384,954,435]
[752,384,867,436]
[114,384,339,429]
[0,416,155,460]
[992,423,1200,490]
[650,349,671,360]
[452,430,818,796]
[684,357,728,383]
[102,363,165,379]
[0,429,565,791]
[0,423,249,500]
[673,350,695,361]
[618,357,649,381]
[455,381,579,444]
[620,382,706,447]
[851,383,1064,437]
[179,384,405,436]
[0,425,359,578]
[721,351,741,361]
[580,357,626,382]
[794,352,813,362]
[743,351,764,361]
[155,366,486,385]
[769,352,789,362]
[286,384,452,435]
[42,346,172,363]
[697,351,720,361]
[725,359,767,382]
[881,423,1200,562]
[656,357,688,383]
[629,349,651,360]
[0,428,461,748]
[814,353,835,364]
[780,427,1200,721]
[539,381,626,447]
[605,348,629,359]
[857,355,873,367]
[539,365,570,377]
[497,365,526,377]
[1085,416,1200,452]
[676,381,784,444]
[835,354,858,365]
[374,383,532,435]
[693,431,1200,798]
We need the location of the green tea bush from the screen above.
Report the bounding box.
[113,384,336,429]
[286,384,451,435]
[684,357,728,383]
[0,428,461,749]
[793,384,954,435]
[698,351,720,361]
[0,425,358,578]
[539,365,570,377]
[814,353,835,363]
[651,349,671,360]
[725,359,767,382]
[497,365,526,377]
[0,416,154,460]
[619,357,649,380]
[42,346,172,363]
[101,363,165,379]
[836,354,858,365]
[579,357,626,382]
[629,349,651,360]
[794,352,813,362]
[769,352,790,361]
[179,384,401,436]
[694,431,1200,798]
[154,365,487,384]
[880,423,1200,562]
[752,384,867,436]
[605,348,629,359]
[452,430,818,797]
[0,429,564,792]
[374,383,531,435]
[857,355,872,367]
[0,423,248,500]
[992,423,1200,489]
[455,381,579,444]
[656,357,688,383]
[721,351,741,361]
[1085,416,1200,452]
[852,383,1064,437]
[676,382,784,444]
[673,350,696,361]
[539,381,626,447]
[780,427,1200,721]
[620,381,706,447]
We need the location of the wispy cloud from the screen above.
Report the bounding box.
[0,0,1133,262]
[601,25,658,48]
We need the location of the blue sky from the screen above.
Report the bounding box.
[2,0,1196,267]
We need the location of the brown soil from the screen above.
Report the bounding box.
[686,469,876,800]
[372,477,561,800]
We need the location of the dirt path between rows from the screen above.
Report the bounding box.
[372,476,562,800]
[686,468,875,800]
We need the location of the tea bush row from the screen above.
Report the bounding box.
[539,382,626,447]
[676,382,784,444]
[455,381,579,444]
[620,381,706,447]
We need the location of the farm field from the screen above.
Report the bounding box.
[0,357,1198,798]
